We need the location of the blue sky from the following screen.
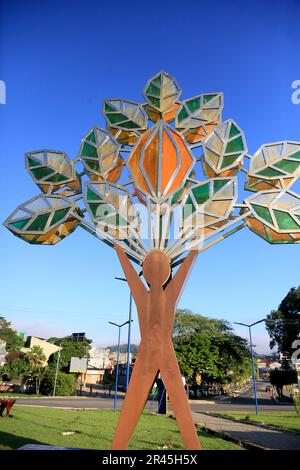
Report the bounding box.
[0,0,300,353]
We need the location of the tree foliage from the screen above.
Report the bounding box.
[0,357,30,381]
[40,371,76,396]
[266,286,300,362]
[173,309,252,384]
[47,335,92,373]
[0,316,23,352]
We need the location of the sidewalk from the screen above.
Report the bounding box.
[192,412,300,450]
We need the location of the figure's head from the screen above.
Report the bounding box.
[142,249,171,287]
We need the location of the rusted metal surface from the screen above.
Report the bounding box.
[111,245,201,450]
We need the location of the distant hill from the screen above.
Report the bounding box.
[107,344,138,354]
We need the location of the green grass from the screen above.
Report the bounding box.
[0,392,41,398]
[0,406,242,450]
[215,411,300,433]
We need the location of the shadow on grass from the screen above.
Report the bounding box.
[0,430,48,450]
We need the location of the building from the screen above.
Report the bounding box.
[86,347,132,384]
[21,336,61,366]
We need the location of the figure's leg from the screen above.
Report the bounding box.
[111,351,158,450]
[161,347,201,450]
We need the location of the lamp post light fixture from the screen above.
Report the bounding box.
[109,320,132,411]
[115,276,133,392]
[233,319,266,415]
[52,344,62,397]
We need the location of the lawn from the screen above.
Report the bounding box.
[0,406,241,450]
[215,412,300,433]
[0,393,41,398]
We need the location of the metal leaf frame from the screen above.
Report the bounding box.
[4,71,300,264]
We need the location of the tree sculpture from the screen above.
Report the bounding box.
[4,71,300,449]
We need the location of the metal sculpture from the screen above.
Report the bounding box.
[4,71,300,450]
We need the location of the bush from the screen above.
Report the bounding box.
[40,371,75,396]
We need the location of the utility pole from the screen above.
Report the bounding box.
[108,320,132,411]
[52,345,62,397]
[234,319,266,415]
[115,276,134,391]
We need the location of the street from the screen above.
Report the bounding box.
[14,381,295,413]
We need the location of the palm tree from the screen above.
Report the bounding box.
[26,346,46,394]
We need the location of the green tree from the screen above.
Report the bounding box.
[0,357,30,382]
[25,345,46,394]
[47,336,92,373]
[0,316,23,352]
[266,286,300,365]
[173,309,252,386]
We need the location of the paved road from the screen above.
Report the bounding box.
[14,381,294,412]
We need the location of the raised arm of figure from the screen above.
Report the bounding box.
[115,244,148,308]
[166,250,198,305]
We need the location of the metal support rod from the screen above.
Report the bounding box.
[126,292,133,391]
[234,319,265,416]
[249,326,259,416]
[114,327,121,412]
[52,346,61,397]
[115,276,134,392]
[109,320,131,411]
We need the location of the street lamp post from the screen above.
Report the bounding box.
[234,319,266,415]
[109,320,132,411]
[115,276,133,391]
[53,344,62,397]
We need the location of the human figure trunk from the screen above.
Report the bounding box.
[111,245,201,450]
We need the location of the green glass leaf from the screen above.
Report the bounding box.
[10,218,31,229]
[203,94,217,103]
[27,213,51,231]
[213,179,229,193]
[251,204,273,224]
[51,208,70,226]
[86,130,96,143]
[257,167,283,177]
[47,173,69,183]
[105,113,128,124]
[274,160,300,173]
[81,142,98,158]
[152,75,161,86]
[148,96,160,108]
[192,183,210,204]
[228,123,240,139]
[289,151,300,160]
[177,106,189,123]
[28,157,41,168]
[119,120,140,129]
[220,154,240,169]
[86,160,100,172]
[31,167,54,179]
[104,100,147,130]
[186,97,200,113]
[225,136,244,153]
[104,103,116,112]
[273,209,300,230]
[146,83,160,97]
[87,187,101,201]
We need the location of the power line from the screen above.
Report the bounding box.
[0,305,132,321]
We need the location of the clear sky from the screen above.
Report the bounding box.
[0,0,300,354]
